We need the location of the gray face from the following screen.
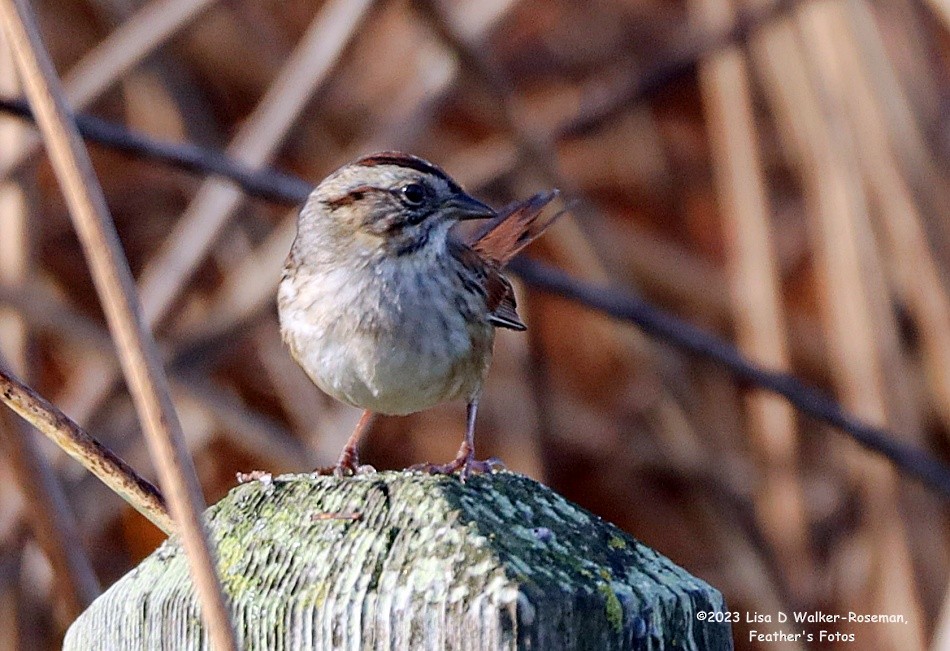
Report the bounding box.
[303,155,495,258]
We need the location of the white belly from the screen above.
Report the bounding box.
[278,264,492,415]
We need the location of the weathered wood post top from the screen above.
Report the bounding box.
[65,471,733,650]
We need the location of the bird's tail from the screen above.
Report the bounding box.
[468,189,562,266]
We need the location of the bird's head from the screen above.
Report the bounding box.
[297,152,495,260]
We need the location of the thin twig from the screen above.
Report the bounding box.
[0,367,173,534]
[0,96,312,204]
[558,0,802,139]
[0,0,218,180]
[0,0,237,647]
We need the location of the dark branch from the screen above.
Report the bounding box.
[557,0,801,139]
[0,96,313,204]
[2,90,949,498]
[510,258,950,497]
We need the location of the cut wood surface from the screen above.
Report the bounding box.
[64,471,732,650]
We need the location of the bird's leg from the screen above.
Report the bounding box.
[322,410,375,476]
[414,398,504,479]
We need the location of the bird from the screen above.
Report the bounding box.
[277,151,558,477]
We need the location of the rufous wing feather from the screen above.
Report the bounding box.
[468,190,560,266]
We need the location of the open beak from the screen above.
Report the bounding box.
[442,192,495,221]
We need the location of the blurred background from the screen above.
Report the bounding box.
[0,0,948,648]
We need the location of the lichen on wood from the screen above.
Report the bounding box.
[64,471,733,650]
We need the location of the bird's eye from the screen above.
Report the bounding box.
[400,183,427,206]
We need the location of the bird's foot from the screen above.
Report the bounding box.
[311,463,376,476]
[411,456,504,481]
[313,448,375,477]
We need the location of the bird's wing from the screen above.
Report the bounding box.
[449,242,527,331]
[483,272,526,331]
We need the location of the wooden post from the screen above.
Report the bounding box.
[65,472,733,650]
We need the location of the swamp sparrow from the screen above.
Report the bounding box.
[278,152,558,477]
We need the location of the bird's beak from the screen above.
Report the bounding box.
[442,192,495,221]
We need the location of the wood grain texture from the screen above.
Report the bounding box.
[64,472,732,650]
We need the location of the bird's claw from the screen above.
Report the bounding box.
[311,462,376,477]
[410,456,504,481]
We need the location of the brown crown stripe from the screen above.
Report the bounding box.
[356,152,463,193]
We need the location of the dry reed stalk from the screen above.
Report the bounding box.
[743,8,922,651]
[411,6,746,486]
[0,32,102,625]
[0,39,30,615]
[0,32,26,374]
[804,7,950,620]
[0,0,218,179]
[691,0,812,603]
[829,5,950,434]
[791,2,925,648]
[925,0,950,37]
[0,0,237,647]
[48,0,211,475]
[60,0,376,426]
[845,0,950,264]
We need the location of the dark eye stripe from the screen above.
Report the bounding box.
[322,184,376,209]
